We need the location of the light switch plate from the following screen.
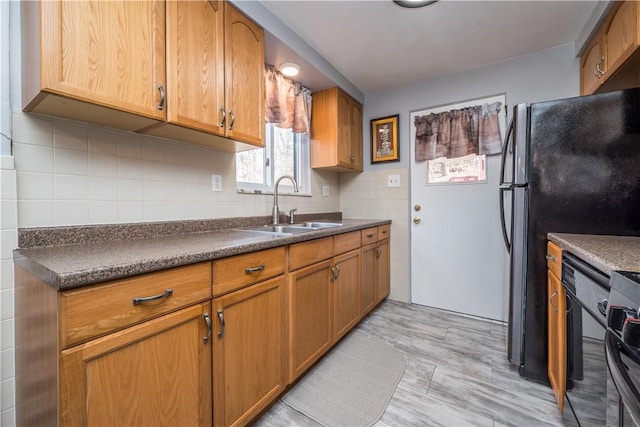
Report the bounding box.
[212,175,222,192]
[387,175,400,187]
[322,185,330,196]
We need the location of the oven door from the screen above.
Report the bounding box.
[605,329,640,426]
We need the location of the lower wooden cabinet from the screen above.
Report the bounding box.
[60,302,213,426]
[547,241,566,411]
[362,235,391,316]
[288,259,333,381]
[213,276,286,427]
[332,249,361,341]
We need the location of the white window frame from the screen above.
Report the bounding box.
[236,124,310,195]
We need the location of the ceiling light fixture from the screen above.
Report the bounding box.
[393,0,439,8]
[279,62,301,77]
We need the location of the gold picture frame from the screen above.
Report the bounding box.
[371,114,399,163]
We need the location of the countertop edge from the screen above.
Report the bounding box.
[15,219,391,291]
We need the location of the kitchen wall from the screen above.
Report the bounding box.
[345,42,580,313]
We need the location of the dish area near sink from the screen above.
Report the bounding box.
[236,222,343,235]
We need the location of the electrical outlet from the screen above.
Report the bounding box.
[322,185,330,196]
[387,174,400,188]
[212,175,222,192]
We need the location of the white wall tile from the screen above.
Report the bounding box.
[0,319,12,351]
[142,139,165,162]
[54,200,89,225]
[54,174,88,200]
[143,180,165,201]
[53,148,88,175]
[54,122,88,152]
[0,169,16,200]
[0,290,12,320]
[16,172,52,200]
[118,179,144,201]
[12,113,53,146]
[17,200,54,228]
[142,160,165,181]
[89,153,118,178]
[0,201,16,230]
[0,261,13,291]
[118,201,144,222]
[118,133,143,159]
[89,201,118,224]
[89,177,118,200]
[0,231,16,261]
[1,377,14,411]
[118,157,143,179]
[1,406,15,427]
[88,128,119,155]
[1,349,14,382]
[13,143,53,173]
[143,201,166,221]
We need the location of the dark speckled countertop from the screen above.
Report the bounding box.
[547,233,640,275]
[14,216,390,291]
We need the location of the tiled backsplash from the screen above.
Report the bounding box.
[12,110,340,228]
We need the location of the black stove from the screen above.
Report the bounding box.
[606,270,640,426]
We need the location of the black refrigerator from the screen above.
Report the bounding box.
[499,87,640,384]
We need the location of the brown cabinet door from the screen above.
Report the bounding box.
[332,249,362,341]
[41,0,166,120]
[349,100,363,171]
[376,239,391,302]
[361,243,378,315]
[60,302,212,427]
[581,31,604,95]
[213,276,286,427]
[166,0,225,135]
[289,260,333,381]
[603,1,639,77]
[336,90,352,168]
[547,269,566,412]
[224,3,265,146]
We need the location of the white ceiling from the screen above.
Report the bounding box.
[260,0,599,94]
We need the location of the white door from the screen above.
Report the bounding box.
[409,95,509,321]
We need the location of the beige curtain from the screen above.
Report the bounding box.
[264,64,312,133]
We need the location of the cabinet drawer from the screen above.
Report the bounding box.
[60,262,212,348]
[213,247,285,296]
[378,224,390,241]
[334,231,361,255]
[289,237,333,271]
[361,227,378,245]
[547,241,562,278]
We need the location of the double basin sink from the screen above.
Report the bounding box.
[237,222,343,236]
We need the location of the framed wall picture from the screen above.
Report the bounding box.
[371,114,399,163]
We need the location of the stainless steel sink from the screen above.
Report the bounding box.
[236,222,342,235]
[294,222,343,229]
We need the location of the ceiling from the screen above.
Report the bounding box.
[260,1,599,94]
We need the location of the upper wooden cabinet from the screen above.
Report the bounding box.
[22,0,264,151]
[581,1,640,95]
[311,87,364,172]
[21,0,166,131]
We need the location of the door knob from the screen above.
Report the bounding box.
[413,216,421,224]
[414,204,421,211]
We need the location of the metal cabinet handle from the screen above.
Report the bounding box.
[550,290,558,313]
[217,309,225,338]
[595,58,605,77]
[203,313,212,344]
[132,288,173,306]
[334,263,340,280]
[329,265,337,281]
[218,107,226,128]
[366,233,375,239]
[228,110,235,130]
[545,254,556,261]
[375,247,382,258]
[156,83,165,111]
[245,264,265,274]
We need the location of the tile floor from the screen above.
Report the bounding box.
[255,300,570,427]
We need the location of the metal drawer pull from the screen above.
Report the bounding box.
[245,264,265,274]
[132,288,173,306]
[329,265,337,281]
[217,309,225,338]
[156,83,165,111]
[203,313,212,344]
[366,233,375,238]
[545,254,556,261]
[334,264,341,280]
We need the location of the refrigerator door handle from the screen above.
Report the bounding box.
[499,118,514,186]
[499,118,515,253]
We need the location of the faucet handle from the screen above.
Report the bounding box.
[288,208,298,224]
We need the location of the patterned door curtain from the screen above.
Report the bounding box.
[414,102,502,161]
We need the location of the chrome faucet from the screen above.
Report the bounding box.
[272,175,299,225]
